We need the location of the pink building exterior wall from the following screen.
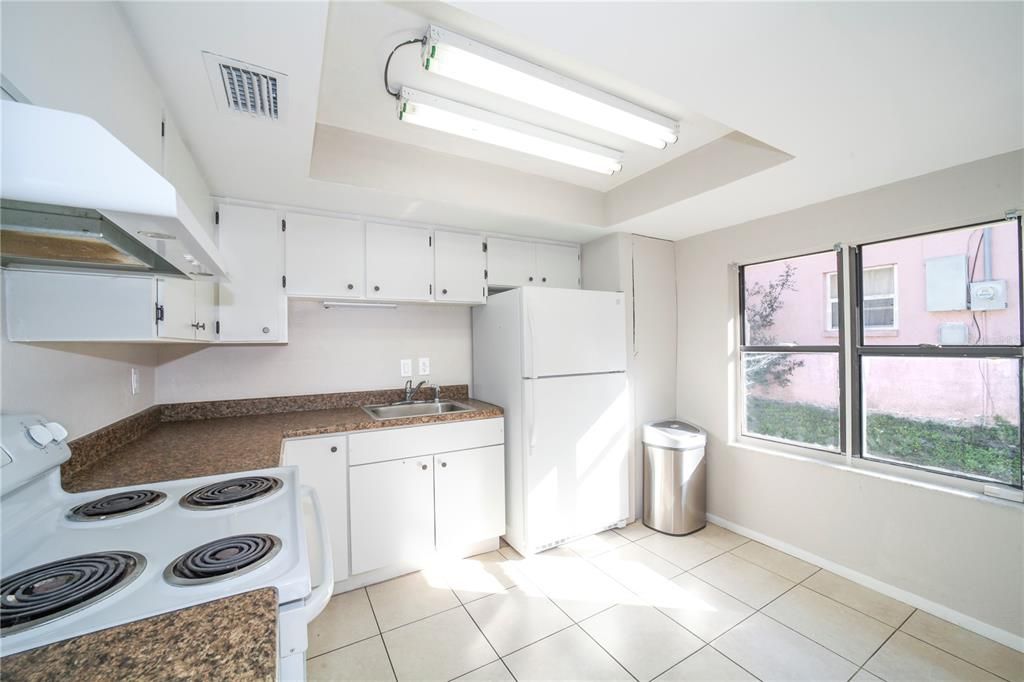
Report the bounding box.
[745,220,1021,424]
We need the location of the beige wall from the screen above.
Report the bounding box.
[675,149,1024,643]
[156,300,472,404]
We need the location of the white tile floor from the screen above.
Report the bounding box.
[306,523,1024,682]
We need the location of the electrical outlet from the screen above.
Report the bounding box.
[400,359,413,377]
[130,368,140,396]
[418,357,430,375]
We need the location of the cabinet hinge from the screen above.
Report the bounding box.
[282,275,287,288]
[428,235,432,247]
[214,210,219,225]
[215,320,220,335]
[484,269,488,280]
[482,242,488,253]
[155,303,165,322]
[281,219,286,232]
[429,283,433,296]
[160,121,165,138]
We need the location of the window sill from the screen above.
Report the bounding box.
[730,436,1023,510]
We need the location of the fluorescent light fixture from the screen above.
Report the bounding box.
[322,301,398,309]
[422,25,679,149]
[397,87,623,175]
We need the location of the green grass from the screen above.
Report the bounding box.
[745,397,1022,485]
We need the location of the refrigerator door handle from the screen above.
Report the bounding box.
[525,380,536,452]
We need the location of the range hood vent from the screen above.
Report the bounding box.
[203,52,286,121]
[0,101,228,280]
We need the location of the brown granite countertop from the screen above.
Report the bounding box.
[65,395,502,493]
[1,588,278,681]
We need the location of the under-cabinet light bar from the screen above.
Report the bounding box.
[397,87,623,175]
[322,301,398,310]
[422,25,679,149]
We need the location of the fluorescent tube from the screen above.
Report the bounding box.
[422,26,679,149]
[397,88,623,175]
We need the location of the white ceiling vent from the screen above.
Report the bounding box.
[202,52,287,121]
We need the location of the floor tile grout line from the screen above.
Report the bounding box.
[706,641,767,681]
[497,621,579,659]
[305,630,383,662]
[849,607,917,681]
[758,607,876,669]
[797,579,916,632]
[574,621,641,682]
[895,627,1017,682]
[456,602,514,682]
[363,587,400,682]
[647,644,715,682]
[727,542,821,584]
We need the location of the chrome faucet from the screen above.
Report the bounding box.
[404,379,426,403]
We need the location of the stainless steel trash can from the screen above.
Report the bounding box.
[642,420,707,535]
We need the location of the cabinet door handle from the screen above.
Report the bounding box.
[262,326,270,334]
[441,288,448,295]
[541,277,547,283]
[373,285,380,292]
[420,463,428,471]
[330,446,338,453]
[347,283,354,290]
[440,461,447,468]
[528,276,534,282]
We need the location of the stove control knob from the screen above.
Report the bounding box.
[27,424,54,447]
[45,422,68,442]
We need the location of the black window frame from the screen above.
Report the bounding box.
[737,216,1024,490]
[850,216,1024,489]
[738,247,846,454]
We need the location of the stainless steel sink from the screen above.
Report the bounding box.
[362,401,475,421]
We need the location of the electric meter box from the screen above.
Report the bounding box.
[969,280,1008,311]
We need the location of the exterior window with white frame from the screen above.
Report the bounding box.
[827,265,896,331]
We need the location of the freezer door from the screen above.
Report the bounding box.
[522,288,626,378]
[523,373,629,550]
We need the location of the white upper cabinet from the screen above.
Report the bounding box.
[193,281,217,341]
[156,277,198,341]
[217,204,287,342]
[487,238,580,289]
[434,230,486,303]
[365,222,433,301]
[487,238,537,287]
[536,243,581,288]
[285,213,365,298]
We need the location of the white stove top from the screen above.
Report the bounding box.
[0,415,315,658]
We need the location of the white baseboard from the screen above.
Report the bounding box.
[706,513,1024,653]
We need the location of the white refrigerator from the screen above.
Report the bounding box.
[472,287,629,555]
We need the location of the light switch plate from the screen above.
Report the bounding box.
[400,359,413,377]
[418,357,430,375]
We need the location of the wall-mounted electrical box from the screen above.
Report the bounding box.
[938,323,969,345]
[969,280,1008,311]
[925,255,968,311]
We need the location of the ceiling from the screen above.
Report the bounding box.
[123,1,1023,244]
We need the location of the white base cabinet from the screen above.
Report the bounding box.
[281,417,505,589]
[350,457,435,575]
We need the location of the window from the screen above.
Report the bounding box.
[739,217,1024,489]
[827,265,896,331]
[740,250,843,451]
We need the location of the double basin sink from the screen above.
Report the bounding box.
[362,400,475,421]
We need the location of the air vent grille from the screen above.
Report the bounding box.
[219,64,278,119]
[203,52,286,122]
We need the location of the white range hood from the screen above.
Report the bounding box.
[0,100,228,280]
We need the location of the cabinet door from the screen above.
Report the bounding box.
[536,243,580,288]
[282,436,350,584]
[365,223,433,301]
[487,238,536,287]
[349,458,435,574]
[156,277,196,340]
[434,446,505,550]
[193,281,216,341]
[434,230,485,303]
[217,204,287,342]
[285,213,365,298]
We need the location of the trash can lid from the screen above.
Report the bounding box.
[643,420,707,450]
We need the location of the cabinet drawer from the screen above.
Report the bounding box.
[348,417,504,466]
